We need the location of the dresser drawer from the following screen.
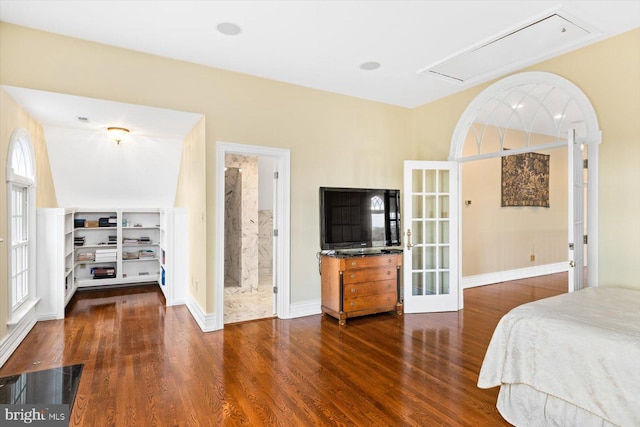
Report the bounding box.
[321,253,403,325]
[343,266,396,284]
[343,292,397,313]
[341,255,397,270]
[344,279,396,297]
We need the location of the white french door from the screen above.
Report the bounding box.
[403,161,460,313]
[567,129,586,292]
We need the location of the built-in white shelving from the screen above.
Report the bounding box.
[72,209,161,287]
[36,207,187,319]
[36,208,77,320]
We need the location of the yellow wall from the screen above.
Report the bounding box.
[413,28,640,289]
[0,21,637,333]
[174,117,207,302]
[542,29,640,289]
[0,22,412,313]
[461,127,568,276]
[0,90,58,336]
[1,91,58,208]
[462,147,567,276]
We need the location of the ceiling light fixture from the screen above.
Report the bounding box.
[217,22,242,36]
[360,61,381,71]
[107,127,129,144]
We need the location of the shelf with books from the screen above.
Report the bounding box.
[123,257,160,263]
[74,210,118,229]
[123,226,160,230]
[78,244,118,249]
[42,208,184,308]
[75,262,117,286]
[75,260,118,265]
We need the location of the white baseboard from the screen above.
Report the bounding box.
[166,298,186,307]
[186,296,220,332]
[288,299,321,318]
[186,295,320,330]
[463,262,568,289]
[0,305,38,368]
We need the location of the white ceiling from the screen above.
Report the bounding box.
[1,1,636,207]
[0,0,638,108]
[1,86,203,208]
[1,86,203,140]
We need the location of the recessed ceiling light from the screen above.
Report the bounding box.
[217,22,242,36]
[360,61,381,71]
[554,114,564,119]
[512,104,524,109]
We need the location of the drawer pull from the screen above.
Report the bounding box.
[350,302,355,307]
[351,288,356,293]
[350,274,355,279]
[351,261,357,267]
[387,270,391,275]
[387,297,391,302]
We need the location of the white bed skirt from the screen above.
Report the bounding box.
[497,384,616,427]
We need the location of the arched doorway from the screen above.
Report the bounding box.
[450,71,601,291]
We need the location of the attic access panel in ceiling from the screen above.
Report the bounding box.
[423,13,593,84]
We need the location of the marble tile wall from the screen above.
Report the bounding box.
[259,210,273,275]
[225,154,259,291]
[224,167,241,286]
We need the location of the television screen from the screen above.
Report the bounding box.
[319,187,401,250]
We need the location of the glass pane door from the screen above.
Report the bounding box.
[568,129,585,292]
[403,161,459,313]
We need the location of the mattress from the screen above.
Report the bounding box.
[478,286,640,427]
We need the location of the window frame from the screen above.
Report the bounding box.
[6,128,37,323]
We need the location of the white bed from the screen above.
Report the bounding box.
[478,286,640,427]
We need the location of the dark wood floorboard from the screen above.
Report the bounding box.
[0,274,567,426]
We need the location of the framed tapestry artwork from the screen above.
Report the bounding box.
[501,152,550,207]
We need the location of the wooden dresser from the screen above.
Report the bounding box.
[320,251,403,325]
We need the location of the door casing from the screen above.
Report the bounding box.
[215,141,291,330]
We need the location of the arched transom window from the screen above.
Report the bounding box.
[6,128,36,319]
[451,72,601,162]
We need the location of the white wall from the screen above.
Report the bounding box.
[45,125,183,208]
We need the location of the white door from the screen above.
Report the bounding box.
[567,130,586,292]
[272,169,278,314]
[403,161,460,313]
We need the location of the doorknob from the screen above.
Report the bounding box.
[406,229,412,251]
[569,260,575,268]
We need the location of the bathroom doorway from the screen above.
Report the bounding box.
[216,142,291,328]
[223,154,276,323]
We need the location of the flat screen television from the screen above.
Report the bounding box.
[319,187,401,250]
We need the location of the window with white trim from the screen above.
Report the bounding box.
[6,128,36,319]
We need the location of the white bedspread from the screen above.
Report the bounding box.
[478,287,640,427]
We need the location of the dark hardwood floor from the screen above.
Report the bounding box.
[0,274,567,426]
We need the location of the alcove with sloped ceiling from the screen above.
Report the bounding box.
[2,86,203,208]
